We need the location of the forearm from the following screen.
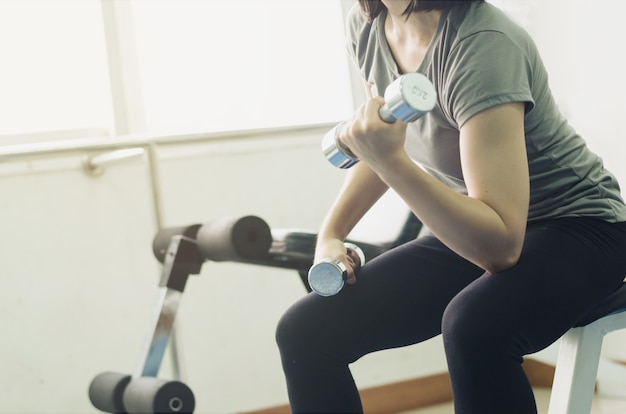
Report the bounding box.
[318,162,389,242]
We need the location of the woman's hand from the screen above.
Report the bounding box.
[338,96,409,169]
[314,238,360,285]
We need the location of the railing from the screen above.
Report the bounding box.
[0,123,331,226]
[0,123,331,381]
[0,124,330,161]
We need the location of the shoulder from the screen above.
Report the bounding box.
[345,3,369,38]
[345,3,396,94]
[434,3,540,126]
[445,2,535,53]
[345,3,376,59]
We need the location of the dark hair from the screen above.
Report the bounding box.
[358,0,485,22]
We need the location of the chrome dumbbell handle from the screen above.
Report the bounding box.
[323,72,436,169]
[308,242,365,297]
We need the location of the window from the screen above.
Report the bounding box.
[131,0,353,132]
[0,0,354,143]
[0,0,113,143]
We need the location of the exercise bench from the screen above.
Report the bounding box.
[87,213,626,414]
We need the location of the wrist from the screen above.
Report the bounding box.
[316,232,344,246]
[368,150,414,181]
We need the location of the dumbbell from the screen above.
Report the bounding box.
[308,242,365,297]
[322,72,436,169]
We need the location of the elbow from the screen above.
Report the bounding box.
[479,220,526,274]
[481,241,523,275]
[484,255,520,274]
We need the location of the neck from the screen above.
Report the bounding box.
[383,3,441,48]
[382,3,442,73]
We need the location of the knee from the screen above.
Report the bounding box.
[441,296,475,349]
[275,309,301,357]
[276,296,348,366]
[275,301,319,361]
[442,290,517,362]
[441,293,500,357]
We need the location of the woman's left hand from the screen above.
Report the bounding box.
[338,96,409,169]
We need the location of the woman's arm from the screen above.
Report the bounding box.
[341,99,529,274]
[317,161,390,243]
[315,148,390,285]
[314,82,390,284]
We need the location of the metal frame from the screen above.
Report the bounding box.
[548,311,626,413]
[135,235,204,379]
[0,123,330,383]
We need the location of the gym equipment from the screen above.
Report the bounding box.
[546,283,626,413]
[322,72,436,169]
[89,216,272,414]
[89,372,194,414]
[307,242,365,297]
[89,213,423,413]
[89,209,626,413]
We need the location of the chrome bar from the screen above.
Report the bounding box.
[83,148,145,176]
[0,124,333,161]
[144,142,187,380]
[134,286,183,378]
[169,324,186,382]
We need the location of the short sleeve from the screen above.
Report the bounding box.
[344,4,369,82]
[441,31,535,128]
[343,5,397,97]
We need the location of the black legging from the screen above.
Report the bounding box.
[275,218,626,413]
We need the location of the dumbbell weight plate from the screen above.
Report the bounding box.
[308,243,366,297]
[321,122,359,170]
[380,72,437,123]
[308,258,347,297]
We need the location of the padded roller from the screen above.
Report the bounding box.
[122,377,195,414]
[88,372,132,413]
[152,224,202,263]
[196,215,272,261]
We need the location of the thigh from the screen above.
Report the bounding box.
[445,218,626,356]
[278,234,484,363]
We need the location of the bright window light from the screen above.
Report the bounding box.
[0,0,113,141]
[130,0,354,133]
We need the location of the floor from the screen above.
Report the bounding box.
[400,387,626,414]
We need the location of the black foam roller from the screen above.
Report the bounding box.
[152,224,202,263]
[88,372,131,414]
[196,215,272,261]
[123,377,195,414]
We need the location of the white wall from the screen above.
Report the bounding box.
[2,1,626,413]
[0,131,447,414]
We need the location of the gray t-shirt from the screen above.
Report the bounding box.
[346,2,626,223]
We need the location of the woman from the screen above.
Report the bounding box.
[276,1,626,412]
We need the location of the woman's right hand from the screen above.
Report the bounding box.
[314,238,359,285]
